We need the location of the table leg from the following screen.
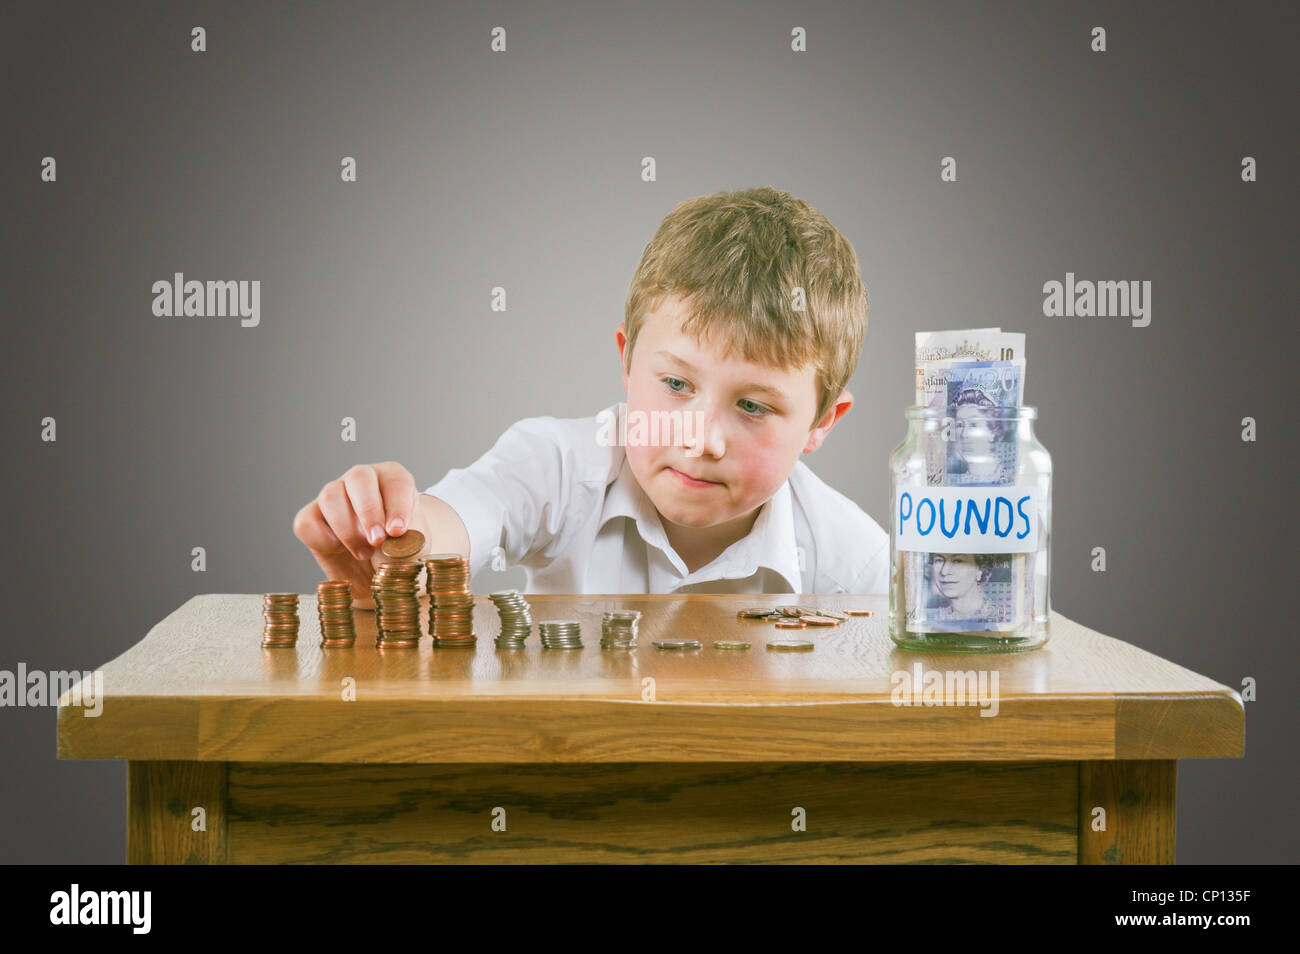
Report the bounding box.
[1078,760,1176,864]
[127,760,228,864]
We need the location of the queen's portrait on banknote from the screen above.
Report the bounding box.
[948,388,1016,486]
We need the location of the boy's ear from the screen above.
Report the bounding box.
[615,323,630,391]
[803,389,853,453]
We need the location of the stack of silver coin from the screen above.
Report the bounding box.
[600,610,641,649]
[537,619,583,650]
[490,590,533,649]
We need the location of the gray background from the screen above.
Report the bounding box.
[3,0,1294,863]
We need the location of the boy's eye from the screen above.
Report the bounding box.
[738,398,768,416]
[662,376,688,392]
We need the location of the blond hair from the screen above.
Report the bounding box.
[623,186,869,425]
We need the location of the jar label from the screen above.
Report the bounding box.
[895,486,1039,553]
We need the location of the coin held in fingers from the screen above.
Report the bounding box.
[381,529,425,558]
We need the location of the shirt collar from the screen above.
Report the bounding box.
[599,453,803,591]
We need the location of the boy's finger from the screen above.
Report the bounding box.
[374,462,417,536]
[342,466,387,546]
[318,482,371,560]
[293,500,347,556]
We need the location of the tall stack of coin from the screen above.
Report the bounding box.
[537,619,583,650]
[489,590,532,649]
[600,610,640,649]
[261,594,299,647]
[425,553,476,647]
[316,580,357,648]
[371,562,423,647]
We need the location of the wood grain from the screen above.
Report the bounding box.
[58,593,1244,763]
[225,760,1077,864]
[127,761,227,864]
[1078,760,1176,864]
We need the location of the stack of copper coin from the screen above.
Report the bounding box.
[424,553,476,647]
[371,562,423,648]
[316,580,357,648]
[261,594,299,647]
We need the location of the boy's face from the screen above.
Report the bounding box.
[616,296,851,532]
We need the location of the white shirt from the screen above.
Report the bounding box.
[423,404,890,595]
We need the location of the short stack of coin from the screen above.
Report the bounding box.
[537,619,583,650]
[316,580,357,648]
[600,610,641,649]
[425,554,476,647]
[489,590,533,649]
[371,562,423,647]
[261,594,299,647]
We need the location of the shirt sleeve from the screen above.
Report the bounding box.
[423,417,575,578]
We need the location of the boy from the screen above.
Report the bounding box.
[294,187,888,605]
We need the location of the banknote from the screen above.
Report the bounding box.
[902,550,1034,634]
[943,359,1025,487]
[914,329,1024,407]
[914,330,1024,485]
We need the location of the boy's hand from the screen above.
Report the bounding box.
[293,462,427,609]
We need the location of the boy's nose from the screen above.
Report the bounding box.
[683,408,726,459]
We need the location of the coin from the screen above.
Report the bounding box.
[737,607,778,619]
[712,640,751,651]
[799,615,841,626]
[653,639,702,650]
[766,639,814,652]
[776,605,819,618]
[845,609,874,616]
[774,620,806,629]
[381,529,425,558]
[812,608,849,621]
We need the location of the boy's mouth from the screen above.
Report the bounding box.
[666,466,722,488]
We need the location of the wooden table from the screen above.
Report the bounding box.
[56,593,1244,864]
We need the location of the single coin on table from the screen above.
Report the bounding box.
[381,529,425,558]
[712,640,752,651]
[766,639,815,652]
[774,620,807,629]
[844,609,874,617]
[799,615,841,626]
[736,607,778,619]
[653,639,702,650]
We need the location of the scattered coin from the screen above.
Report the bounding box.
[737,607,779,619]
[653,639,702,651]
[774,620,807,629]
[776,605,820,618]
[845,609,874,616]
[766,639,815,652]
[813,609,849,621]
[799,615,841,627]
[380,529,425,558]
[712,640,752,651]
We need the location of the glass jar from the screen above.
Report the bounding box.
[888,405,1051,652]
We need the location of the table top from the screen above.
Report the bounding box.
[56,593,1244,763]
